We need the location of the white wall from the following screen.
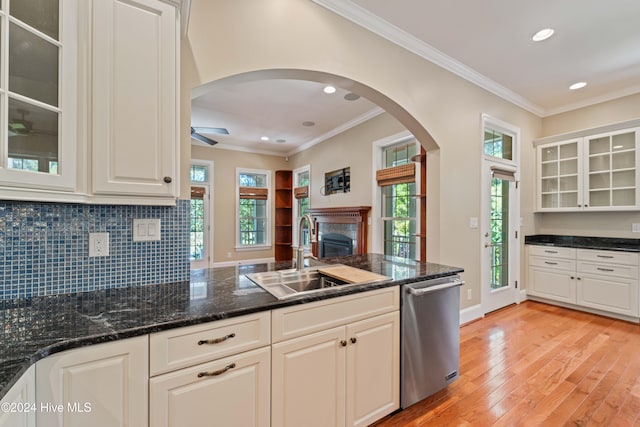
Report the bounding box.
[180,0,542,309]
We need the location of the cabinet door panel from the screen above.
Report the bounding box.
[346,312,400,427]
[578,275,639,317]
[528,267,575,303]
[92,0,178,197]
[0,365,35,427]
[36,336,148,427]
[150,347,270,427]
[272,327,346,427]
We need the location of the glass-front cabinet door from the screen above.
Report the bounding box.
[585,129,639,209]
[537,139,582,210]
[0,0,77,192]
[536,128,640,212]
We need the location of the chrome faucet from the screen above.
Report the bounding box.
[295,213,317,270]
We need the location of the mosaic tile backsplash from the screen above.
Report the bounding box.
[0,200,190,300]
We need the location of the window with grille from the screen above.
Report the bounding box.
[237,169,270,248]
[377,141,418,260]
[294,167,310,247]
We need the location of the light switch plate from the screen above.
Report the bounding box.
[469,217,479,229]
[633,223,640,233]
[133,219,161,241]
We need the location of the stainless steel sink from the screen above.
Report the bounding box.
[245,266,386,299]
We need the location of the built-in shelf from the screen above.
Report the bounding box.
[274,170,293,261]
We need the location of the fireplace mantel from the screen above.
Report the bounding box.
[308,206,370,257]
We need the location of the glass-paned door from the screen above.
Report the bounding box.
[190,162,212,268]
[482,160,518,313]
[481,116,519,314]
[489,177,509,290]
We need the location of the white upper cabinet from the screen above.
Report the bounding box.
[91,0,179,200]
[0,0,78,195]
[536,126,640,212]
[0,0,181,205]
[537,138,583,210]
[584,129,639,209]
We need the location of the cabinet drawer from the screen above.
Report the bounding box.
[150,312,270,376]
[272,286,399,343]
[577,262,638,279]
[528,245,576,260]
[149,346,271,427]
[528,256,576,271]
[577,249,639,266]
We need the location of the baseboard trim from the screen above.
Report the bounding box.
[460,304,484,325]
[212,257,275,268]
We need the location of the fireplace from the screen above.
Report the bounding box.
[308,206,370,258]
[320,233,354,258]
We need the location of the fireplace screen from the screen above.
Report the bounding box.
[320,233,354,258]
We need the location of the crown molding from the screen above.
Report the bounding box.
[287,106,385,156]
[311,0,546,117]
[192,106,384,157]
[542,85,640,117]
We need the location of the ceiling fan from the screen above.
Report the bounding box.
[8,108,33,137]
[190,126,229,146]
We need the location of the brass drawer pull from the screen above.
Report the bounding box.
[597,267,615,272]
[596,255,614,259]
[544,250,558,253]
[544,261,558,265]
[198,333,236,345]
[197,363,236,378]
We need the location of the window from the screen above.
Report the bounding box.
[377,141,418,260]
[293,166,310,247]
[237,168,271,249]
[190,162,212,268]
[484,127,513,160]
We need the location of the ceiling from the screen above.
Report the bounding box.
[191,0,640,155]
[191,79,381,156]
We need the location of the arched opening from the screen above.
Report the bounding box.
[189,68,441,265]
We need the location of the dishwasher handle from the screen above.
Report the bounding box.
[407,279,465,296]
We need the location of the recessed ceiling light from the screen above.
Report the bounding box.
[323,86,336,94]
[532,28,554,42]
[260,136,269,141]
[344,92,360,101]
[302,121,315,127]
[569,81,587,90]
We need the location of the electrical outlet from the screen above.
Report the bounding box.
[89,232,109,257]
[633,223,640,233]
[467,288,472,301]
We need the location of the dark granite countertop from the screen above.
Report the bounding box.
[0,254,462,400]
[525,234,640,252]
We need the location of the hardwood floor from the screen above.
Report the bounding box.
[374,301,640,427]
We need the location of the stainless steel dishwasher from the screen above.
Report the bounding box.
[401,275,464,408]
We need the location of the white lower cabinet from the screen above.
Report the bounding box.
[150,347,271,427]
[0,365,35,427]
[35,336,148,427]
[527,245,640,320]
[148,312,271,427]
[271,287,400,427]
[19,288,401,427]
[528,267,576,303]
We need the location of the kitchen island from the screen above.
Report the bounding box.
[0,254,462,401]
